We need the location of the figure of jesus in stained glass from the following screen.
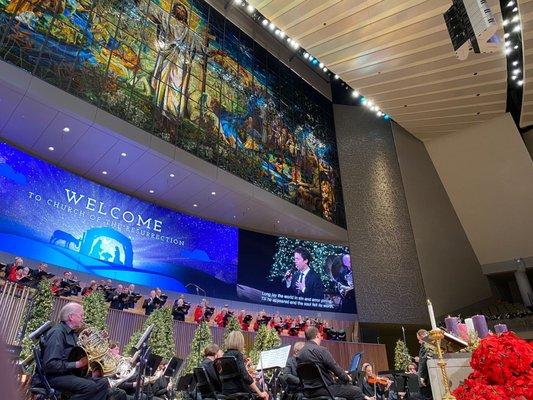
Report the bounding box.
[137,0,207,122]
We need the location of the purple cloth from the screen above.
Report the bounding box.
[472,314,489,338]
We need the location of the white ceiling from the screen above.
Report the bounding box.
[249,0,511,140]
[0,63,348,244]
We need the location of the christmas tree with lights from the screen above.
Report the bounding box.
[183,321,213,374]
[82,290,108,332]
[394,339,411,372]
[224,316,242,347]
[268,236,348,284]
[249,324,281,365]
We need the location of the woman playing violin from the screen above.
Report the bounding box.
[360,363,391,400]
[223,331,269,400]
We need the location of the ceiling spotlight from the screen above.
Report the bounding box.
[102,170,108,175]
[507,1,514,6]
[269,22,275,30]
[513,25,521,32]
[505,41,511,47]
[511,75,517,80]
[504,33,510,39]
[193,203,198,207]
[211,191,216,195]
[513,68,521,74]
[279,31,286,39]
[334,74,339,79]
[303,52,309,59]
[308,56,314,62]
[377,110,383,117]
[512,60,519,66]
[503,19,509,26]
[149,189,154,194]
[233,0,242,4]
[62,127,70,133]
[48,146,55,151]
[511,15,519,23]
[276,220,280,224]
[517,80,523,86]
[169,173,175,178]
[262,19,268,26]
[121,152,127,157]
[514,45,519,49]
[292,42,300,49]
[322,67,328,72]
[352,90,359,97]
[366,100,374,108]
[246,4,254,13]
[318,62,324,68]
[512,7,518,12]
[505,47,512,55]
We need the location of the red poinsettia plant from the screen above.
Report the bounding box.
[453,331,533,400]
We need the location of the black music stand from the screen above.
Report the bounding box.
[164,357,183,378]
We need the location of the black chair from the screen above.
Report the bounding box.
[213,357,254,400]
[29,344,59,400]
[193,367,222,400]
[296,363,346,400]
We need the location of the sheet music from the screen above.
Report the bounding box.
[256,345,291,370]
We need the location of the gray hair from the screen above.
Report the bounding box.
[59,302,82,322]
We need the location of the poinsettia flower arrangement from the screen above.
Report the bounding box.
[453,332,533,400]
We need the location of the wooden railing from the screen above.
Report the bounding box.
[0,281,33,346]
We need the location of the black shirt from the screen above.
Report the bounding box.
[41,321,79,375]
[282,356,300,391]
[296,341,350,389]
[222,349,253,394]
[200,357,222,393]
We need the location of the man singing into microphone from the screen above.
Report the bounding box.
[283,247,324,299]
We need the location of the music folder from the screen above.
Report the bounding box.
[256,345,291,370]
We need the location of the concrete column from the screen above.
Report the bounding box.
[514,259,533,306]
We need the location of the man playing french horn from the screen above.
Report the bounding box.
[40,302,110,400]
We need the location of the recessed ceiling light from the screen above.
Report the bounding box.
[511,15,519,23]
[514,45,519,49]
[246,4,254,13]
[102,171,108,175]
[334,74,339,79]
[149,189,154,194]
[62,127,70,133]
[512,7,518,12]
[517,80,523,86]
[504,33,510,39]
[512,60,519,66]
[322,67,328,72]
[503,19,509,26]
[318,62,324,68]
[276,220,280,223]
[193,203,198,207]
[269,22,275,30]
[169,173,175,178]
[121,152,127,157]
[211,191,216,195]
[262,19,268,26]
[48,146,55,151]
[233,215,236,219]
[351,90,359,98]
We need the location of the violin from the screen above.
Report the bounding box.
[367,374,391,386]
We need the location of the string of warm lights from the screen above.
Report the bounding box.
[228,0,389,120]
[502,0,523,86]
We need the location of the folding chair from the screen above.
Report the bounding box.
[296,362,346,400]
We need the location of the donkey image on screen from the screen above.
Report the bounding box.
[50,230,81,249]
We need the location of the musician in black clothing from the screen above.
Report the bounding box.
[416,329,432,399]
[360,363,390,400]
[200,343,223,392]
[281,341,305,395]
[172,296,190,321]
[143,290,158,315]
[296,327,363,400]
[222,331,268,399]
[39,302,109,400]
[155,288,168,307]
[108,284,126,310]
[124,284,140,309]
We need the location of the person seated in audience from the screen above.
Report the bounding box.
[200,343,223,392]
[82,280,98,296]
[296,326,363,400]
[108,284,126,310]
[360,363,390,400]
[194,299,207,323]
[281,341,305,398]
[223,331,269,399]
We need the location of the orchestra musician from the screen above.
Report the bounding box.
[280,342,305,396]
[223,331,269,399]
[38,302,109,400]
[200,343,223,392]
[296,326,363,400]
[360,363,391,400]
[416,329,432,399]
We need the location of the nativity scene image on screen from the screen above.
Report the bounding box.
[0,0,345,226]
